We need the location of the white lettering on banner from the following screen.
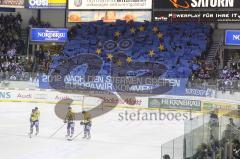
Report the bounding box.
[202,13,214,18]
[42,75,62,83]
[170,13,201,18]
[185,88,215,97]
[37,30,66,39]
[17,93,32,99]
[102,97,142,105]
[161,99,201,107]
[186,89,206,96]
[29,0,48,6]
[55,95,71,100]
[155,16,168,21]
[191,0,234,7]
[233,35,240,40]
[0,92,11,99]
[54,95,83,101]
[216,13,229,17]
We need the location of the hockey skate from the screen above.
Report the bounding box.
[29,133,32,138]
[87,135,91,140]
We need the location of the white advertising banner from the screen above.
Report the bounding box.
[68,11,151,22]
[68,0,152,10]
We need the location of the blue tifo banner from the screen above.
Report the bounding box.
[38,75,213,97]
[225,30,240,46]
[30,28,68,42]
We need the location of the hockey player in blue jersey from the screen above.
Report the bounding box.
[80,111,92,139]
[64,107,75,139]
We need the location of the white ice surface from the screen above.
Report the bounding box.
[0,102,187,159]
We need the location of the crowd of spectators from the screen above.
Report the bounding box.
[188,57,216,89]
[188,60,240,93]
[0,13,24,55]
[28,17,51,28]
[0,13,27,81]
[35,49,52,74]
[218,66,240,92]
[219,66,240,80]
[191,60,212,79]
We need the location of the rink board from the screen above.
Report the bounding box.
[0,89,239,114]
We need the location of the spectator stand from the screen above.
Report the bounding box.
[27,19,67,74]
[0,13,29,84]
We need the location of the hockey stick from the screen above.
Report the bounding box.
[68,131,83,141]
[49,123,66,138]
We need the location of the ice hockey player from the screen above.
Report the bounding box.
[80,111,92,139]
[64,106,75,139]
[29,107,40,138]
[34,107,40,135]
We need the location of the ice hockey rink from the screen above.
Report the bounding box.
[0,101,187,159]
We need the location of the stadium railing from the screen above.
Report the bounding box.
[161,109,240,159]
[161,135,185,159]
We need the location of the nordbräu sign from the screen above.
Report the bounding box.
[148,98,201,111]
[30,28,68,43]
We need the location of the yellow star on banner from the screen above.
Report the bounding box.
[152,26,158,33]
[148,50,155,57]
[114,31,121,37]
[126,56,133,63]
[116,60,122,66]
[157,33,163,39]
[130,27,136,34]
[107,53,113,61]
[96,48,102,55]
[139,26,145,32]
[159,44,165,51]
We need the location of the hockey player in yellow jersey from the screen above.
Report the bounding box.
[34,107,40,119]
[64,107,75,139]
[80,111,92,139]
[34,107,40,135]
[29,107,40,138]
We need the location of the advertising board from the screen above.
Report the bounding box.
[68,11,151,23]
[225,30,240,46]
[30,28,68,43]
[27,0,66,9]
[68,0,152,10]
